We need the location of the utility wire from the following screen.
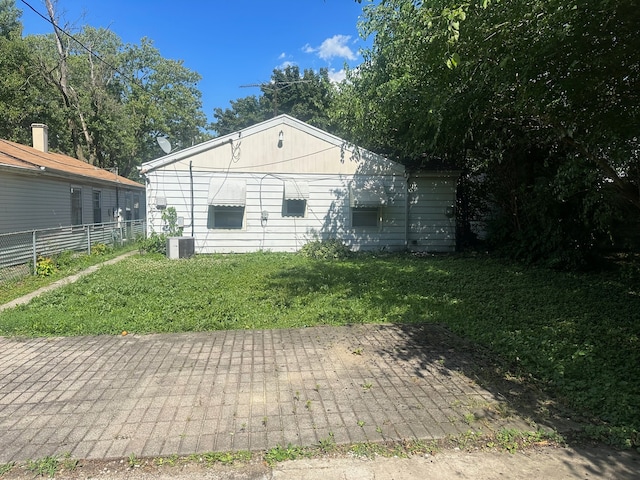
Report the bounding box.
[19,0,145,89]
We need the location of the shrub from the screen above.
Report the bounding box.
[299,239,351,260]
[139,233,167,255]
[35,256,57,277]
[91,243,111,256]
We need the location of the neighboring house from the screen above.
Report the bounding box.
[0,124,145,235]
[140,115,458,253]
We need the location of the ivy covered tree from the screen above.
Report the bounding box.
[334,0,639,267]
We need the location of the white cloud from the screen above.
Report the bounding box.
[328,68,347,83]
[277,60,296,70]
[305,35,357,61]
[278,52,287,60]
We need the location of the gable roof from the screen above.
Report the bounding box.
[140,114,405,175]
[0,139,143,189]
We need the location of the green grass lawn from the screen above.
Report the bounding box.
[0,244,139,305]
[0,251,638,448]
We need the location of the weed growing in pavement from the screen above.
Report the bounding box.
[61,452,79,472]
[318,432,336,453]
[0,462,14,475]
[305,400,312,410]
[357,420,366,427]
[188,451,250,466]
[26,455,59,477]
[493,428,565,453]
[127,453,139,468]
[153,454,179,467]
[264,444,307,466]
[463,412,476,425]
[349,442,386,458]
[362,382,373,390]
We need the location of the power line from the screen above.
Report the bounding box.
[240,80,311,116]
[19,0,144,89]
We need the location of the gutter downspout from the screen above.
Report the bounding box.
[190,161,194,237]
[404,172,410,250]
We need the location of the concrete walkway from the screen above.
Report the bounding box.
[0,324,530,462]
[0,325,638,479]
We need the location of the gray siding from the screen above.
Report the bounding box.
[0,171,145,234]
[0,172,71,233]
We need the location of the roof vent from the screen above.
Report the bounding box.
[31,123,49,153]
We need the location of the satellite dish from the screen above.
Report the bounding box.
[156,136,172,154]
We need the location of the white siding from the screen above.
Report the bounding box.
[142,116,458,254]
[407,175,457,252]
[146,171,408,253]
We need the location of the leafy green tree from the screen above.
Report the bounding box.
[334,0,640,266]
[0,0,61,144]
[16,0,209,178]
[211,65,336,136]
[210,95,269,137]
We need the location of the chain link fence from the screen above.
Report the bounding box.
[0,220,146,283]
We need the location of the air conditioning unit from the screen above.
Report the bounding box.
[166,236,195,259]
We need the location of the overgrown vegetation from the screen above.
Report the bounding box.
[138,207,183,255]
[0,252,638,448]
[333,0,639,268]
[298,238,352,260]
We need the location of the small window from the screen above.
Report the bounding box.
[71,187,82,225]
[352,207,380,228]
[284,199,306,217]
[93,191,102,224]
[207,206,244,229]
[133,194,140,220]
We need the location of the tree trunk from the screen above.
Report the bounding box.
[44,0,96,165]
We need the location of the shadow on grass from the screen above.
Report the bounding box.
[264,253,640,451]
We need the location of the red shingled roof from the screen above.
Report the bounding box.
[0,139,143,189]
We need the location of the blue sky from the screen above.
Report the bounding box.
[18,0,371,122]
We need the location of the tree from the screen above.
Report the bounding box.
[333,0,640,266]
[0,0,61,144]
[19,0,209,178]
[211,65,336,136]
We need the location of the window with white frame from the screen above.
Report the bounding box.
[349,184,387,228]
[207,179,246,229]
[133,194,140,220]
[93,190,102,224]
[283,180,308,217]
[207,206,245,229]
[352,206,380,227]
[71,187,82,225]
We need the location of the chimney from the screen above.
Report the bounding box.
[31,123,49,153]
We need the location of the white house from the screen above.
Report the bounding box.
[140,115,458,253]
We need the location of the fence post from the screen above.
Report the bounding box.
[32,230,37,276]
[87,226,92,255]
